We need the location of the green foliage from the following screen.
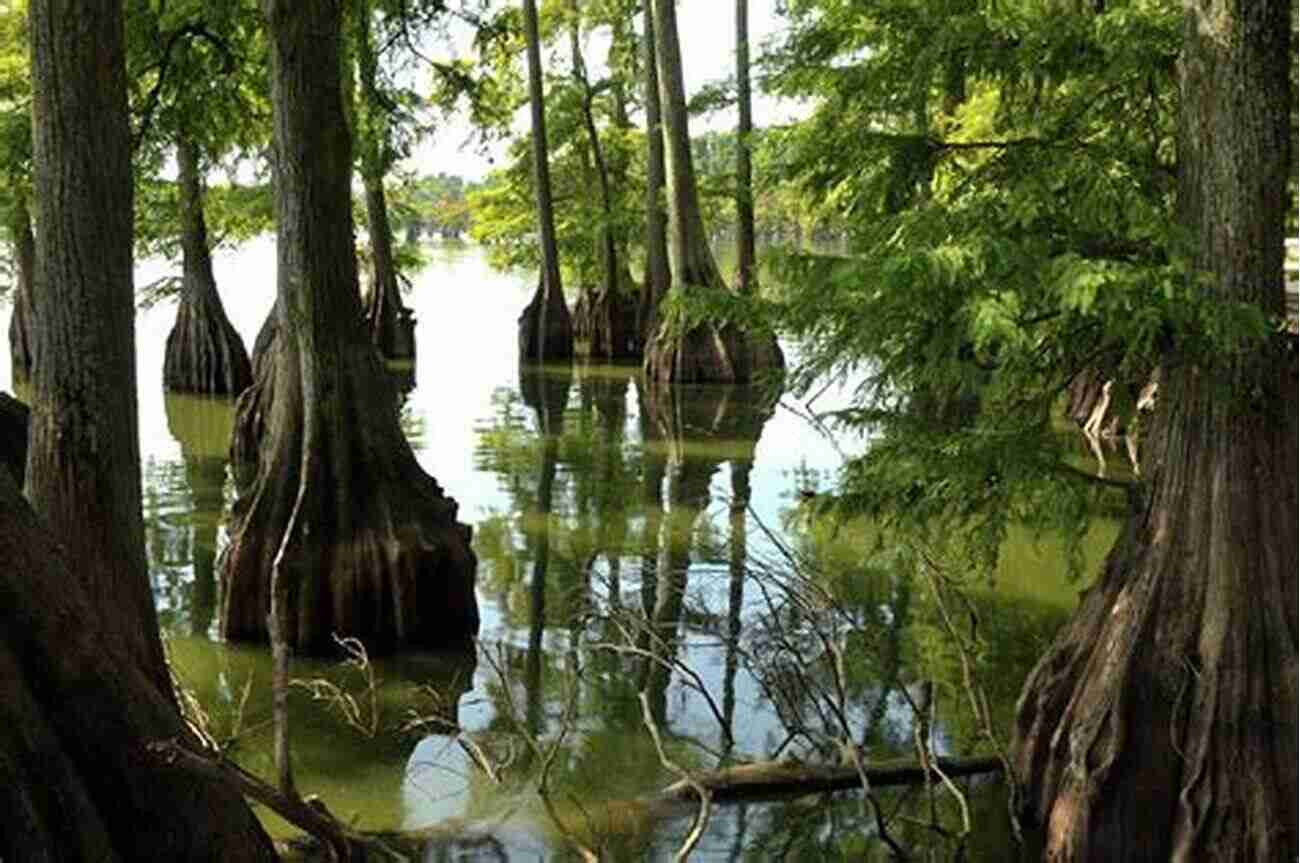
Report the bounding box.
[754,0,1237,578]
[464,0,645,294]
[125,0,269,165]
[390,171,479,240]
[0,1,28,297]
[136,176,273,262]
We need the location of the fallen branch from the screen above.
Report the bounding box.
[651,754,1003,806]
[150,738,363,861]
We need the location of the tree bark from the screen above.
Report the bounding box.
[1012,2,1297,859]
[9,2,275,851]
[519,0,575,363]
[163,134,254,396]
[0,467,277,861]
[734,0,756,296]
[638,0,670,353]
[220,0,478,656]
[27,0,169,690]
[7,190,35,380]
[0,391,28,485]
[644,0,782,384]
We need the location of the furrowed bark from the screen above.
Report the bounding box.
[0,466,277,861]
[1012,3,1297,859]
[220,0,478,656]
[27,0,168,691]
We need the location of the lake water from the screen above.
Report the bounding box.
[1,239,1119,860]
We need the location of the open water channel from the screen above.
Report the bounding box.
[2,239,1121,860]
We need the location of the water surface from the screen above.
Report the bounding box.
[2,240,1119,859]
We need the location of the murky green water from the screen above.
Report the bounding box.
[2,241,1121,859]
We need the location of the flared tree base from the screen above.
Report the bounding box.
[518,276,575,363]
[220,336,479,657]
[365,299,416,362]
[644,320,784,384]
[164,294,254,396]
[1012,363,1298,862]
[585,284,639,361]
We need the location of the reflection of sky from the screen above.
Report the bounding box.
[0,241,890,854]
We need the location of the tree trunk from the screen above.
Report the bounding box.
[7,190,35,380]
[362,172,416,361]
[0,468,277,861]
[518,0,574,363]
[354,0,415,362]
[1012,2,1297,859]
[734,0,756,296]
[569,3,636,361]
[644,0,782,384]
[638,0,670,354]
[27,0,169,691]
[0,391,28,485]
[220,0,478,656]
[8,1,276,854]
[163,135,254,396]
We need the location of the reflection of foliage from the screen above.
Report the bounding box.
[773,498,1106,753]
[458,364,1097,857]
[472,367,645,629]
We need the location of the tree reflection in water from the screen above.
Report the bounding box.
[157,393,238,636]
[460,360,1083,860]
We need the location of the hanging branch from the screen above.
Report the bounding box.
[132,22,237,150]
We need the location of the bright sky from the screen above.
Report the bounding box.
[409,0,798,180]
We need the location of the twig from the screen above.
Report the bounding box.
[639,692,711,861]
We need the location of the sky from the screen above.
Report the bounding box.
[409,0,799,180]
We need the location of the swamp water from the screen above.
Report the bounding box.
[2,240,1120,860]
